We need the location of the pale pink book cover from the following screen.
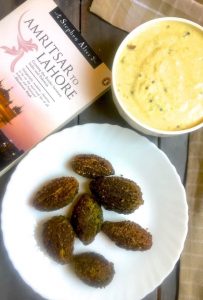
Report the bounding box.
[0,0,111,174]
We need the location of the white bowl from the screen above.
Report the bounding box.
[112,17,203,136]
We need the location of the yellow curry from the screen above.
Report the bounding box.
[115,21,203,131]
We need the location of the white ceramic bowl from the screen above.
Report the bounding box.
[112,17,203,136]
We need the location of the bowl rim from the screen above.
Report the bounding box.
[112,17,203,136]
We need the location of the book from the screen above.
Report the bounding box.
[0,0,111,176]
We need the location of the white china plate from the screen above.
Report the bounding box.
[1,123,188,300]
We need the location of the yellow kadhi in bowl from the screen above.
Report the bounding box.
[112,17,203,136]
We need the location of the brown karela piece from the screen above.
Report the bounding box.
[102,220,152,250]
[89,176,143,214]
[70,193,103,245]
[71,154,115,178]
[42,216,75,264]
[72,252,115,288]
[33,177,79,211]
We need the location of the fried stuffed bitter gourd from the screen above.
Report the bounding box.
[102,220,152,250]
[42,215,75,264]
[70,193,103,245]
[33,177,79,211]
[71,154,115,178]
[72,252,115,287]
[90,176,143,214]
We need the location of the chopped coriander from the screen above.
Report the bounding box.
[183,31,191,37]
[127,44,136,50]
